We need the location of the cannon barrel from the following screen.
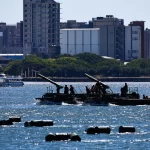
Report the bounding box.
[84,73,109,88]
[38,74,63,89]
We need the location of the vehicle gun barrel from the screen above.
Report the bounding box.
[84,73,109,88]
[38,74,63,89]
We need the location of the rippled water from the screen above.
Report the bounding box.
[0,82,150,150]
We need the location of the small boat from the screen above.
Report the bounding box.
[0,73,24,87]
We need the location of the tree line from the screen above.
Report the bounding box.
[2,53,150,77]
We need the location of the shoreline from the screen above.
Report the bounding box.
[22,77,150,82]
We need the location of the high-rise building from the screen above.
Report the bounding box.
[0,32,3,48]
[16,21,23,47]
[129,21,145,58]
[23,0,60,57]
[0,22,23,47]
[90,15,125,60]
[125,26,141,60]
[144,28,150,58]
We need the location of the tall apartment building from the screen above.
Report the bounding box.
[90,15,125,60]
[0,32,3,48]
[0,22,23,48]
[23,0,60,57]
[129,21,145,58]
[144,29,150,58]
[125,26,141,60]
[16,21,23,47]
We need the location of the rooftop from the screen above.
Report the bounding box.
[61,28,100,31]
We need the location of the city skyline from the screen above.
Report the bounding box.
[0,0,150,28]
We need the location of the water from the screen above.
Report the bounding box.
[0,82,150,150]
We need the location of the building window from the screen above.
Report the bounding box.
[132,37,138,40]
[132,50,138,53]
[132,31,138,34]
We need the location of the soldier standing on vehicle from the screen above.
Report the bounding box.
[64,85,69,94]
[70,85,75,95]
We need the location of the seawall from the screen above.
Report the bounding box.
[22,77,150,82]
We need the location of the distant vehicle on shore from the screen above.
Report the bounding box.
[0,73,24,87]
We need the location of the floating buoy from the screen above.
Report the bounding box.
[24,120,54,127]
[0,120,13,126]
[45,133,81,142]
[9,117,21,122]
[86,126,111,134]
[119,126,136,133]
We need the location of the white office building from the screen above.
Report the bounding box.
[60,28,100,55]
[125,26,141,60]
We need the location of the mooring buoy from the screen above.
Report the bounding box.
[45,133,81,142]
[24,120,54,127]
[0,120,13,126]
[86,126,111,134]
[9,117,21,122]
[119,126,136,133]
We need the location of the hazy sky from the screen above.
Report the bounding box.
[0,0,150,28]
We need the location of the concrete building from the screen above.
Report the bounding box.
[0,32,3,48]
[129,21,145,58]
[23,0,60,57]
[144,28,150,58]
[90,15,125,60]
[16,21,23,47]
[60,27,124,60]
[60,28,100,55]
[99,26,125,60]
[60,20,89,29]
[0,22,23,48]
[125,26,141,60]
[91,15,124,27]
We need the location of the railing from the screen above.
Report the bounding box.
[128,87,138,94]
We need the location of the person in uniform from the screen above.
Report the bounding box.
[70,85,75,95]
[64,85,69,94]
[86,86,91,94]
[56,86,61,94]
[121,83,128,96]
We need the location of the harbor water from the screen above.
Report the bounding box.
[0,82,150,150]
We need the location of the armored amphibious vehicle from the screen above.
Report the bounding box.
[35,73,119,105]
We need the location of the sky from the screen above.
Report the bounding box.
[0,0,150,28]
